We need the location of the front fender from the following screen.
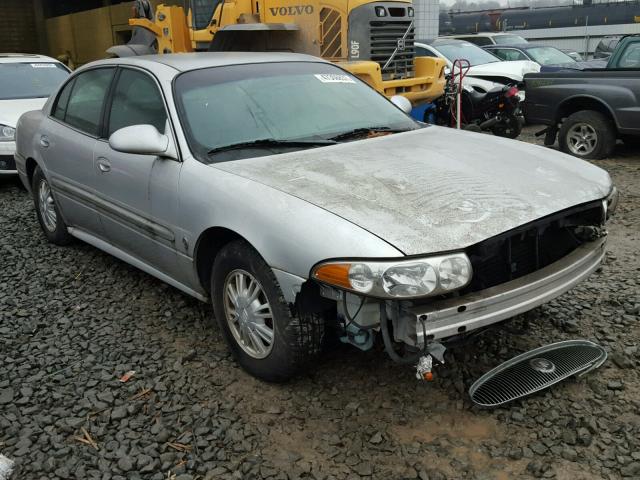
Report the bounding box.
[179,158,404,293]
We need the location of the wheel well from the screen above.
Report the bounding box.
[194,227,244,294]
[556,98,617,131]
[25,158,37,187]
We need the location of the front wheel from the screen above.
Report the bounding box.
[211,240,324,382]
[492,114,522,139]
[558,110,616,160]
[32,166,72,245]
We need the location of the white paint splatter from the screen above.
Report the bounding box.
[0,454,14,480]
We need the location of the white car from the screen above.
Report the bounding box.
[444,33,529,47]
[0,54,70,175]
[415,38,540,95]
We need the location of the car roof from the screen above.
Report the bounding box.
[0,53,62,64]
[447,33,518,38]
[87,52,329,73]
[423,38,468,46]
[484,43,551,50]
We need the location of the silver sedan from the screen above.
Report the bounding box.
[15,53,616,381]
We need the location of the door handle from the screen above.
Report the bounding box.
[40,135,50,148]
[97,158,111,173]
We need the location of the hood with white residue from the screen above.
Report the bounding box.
[213,126,611,255]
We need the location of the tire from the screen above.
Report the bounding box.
[558,110,616,160]
[211,240,324,382]
[492,114,522,139]
[32,166,72,245]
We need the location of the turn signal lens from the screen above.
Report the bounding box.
[313,263,351,289]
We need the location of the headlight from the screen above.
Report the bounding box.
[312,253,473,299]
[0,125,16,142]
[407,7,414,17]
[605,186,618,219]
[375,6,386,16]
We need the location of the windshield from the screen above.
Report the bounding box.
[493,35,528,45]
[527,47,575,65]
[435,42,500,66]
[0,62,69,100]
[174,62,418,162]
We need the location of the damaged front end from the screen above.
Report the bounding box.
[309,195,615,379]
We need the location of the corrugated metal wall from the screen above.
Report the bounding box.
[0,0,39,53]
[415,0,439,41]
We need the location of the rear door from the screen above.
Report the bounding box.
[43,67,116,235]
[92,66,182,276]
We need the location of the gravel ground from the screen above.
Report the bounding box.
[1,127,639,480]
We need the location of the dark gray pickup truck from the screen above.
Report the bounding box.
[524,35,640,159]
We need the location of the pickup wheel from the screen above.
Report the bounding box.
[559,110,616,160]
[211,240,324,382]
[32,166,72,246]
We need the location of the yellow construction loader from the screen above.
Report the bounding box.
[108,0,445,105]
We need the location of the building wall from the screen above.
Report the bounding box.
[45,2,135,66]
[414,0,439,41]
[0,0,39,53]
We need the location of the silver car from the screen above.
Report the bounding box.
[15,53,617,382]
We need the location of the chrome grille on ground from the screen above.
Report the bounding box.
[469,340,607,407]
[369,20,415,79]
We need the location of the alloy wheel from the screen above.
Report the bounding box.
[223,269,274,359]
[38,179,57,232]
[567,123,598,156]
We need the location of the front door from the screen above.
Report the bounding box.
[43,67,116,235]
[91,67,182,276]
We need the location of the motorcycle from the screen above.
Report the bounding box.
[426,74,523,139]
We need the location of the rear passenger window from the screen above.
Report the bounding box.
[107,69,167,136]
[53,79,75,121]
[64,68,114,136]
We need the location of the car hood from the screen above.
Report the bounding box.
[468,60,540,81]
[540,59,608,72]
[212,127,611,255]
[0,98,48,128]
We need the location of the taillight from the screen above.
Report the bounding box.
[505,87,519,98]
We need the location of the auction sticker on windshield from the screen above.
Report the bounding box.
[314,74,356,83]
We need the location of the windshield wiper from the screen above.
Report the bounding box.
[329,126,410,142]
[207,138,336,156]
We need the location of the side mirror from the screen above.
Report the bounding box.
[109,124,176,158]
[390,95,412,114]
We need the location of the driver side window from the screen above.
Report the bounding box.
[493,49,528,61]
[618,42,640,68]
[107,68,168,137]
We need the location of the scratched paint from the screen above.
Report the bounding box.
[213,126,612,255]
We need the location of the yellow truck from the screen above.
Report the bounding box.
[108,0,445,105]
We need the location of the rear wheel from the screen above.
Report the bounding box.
[32,166,72,245]
[211,240,324,382]
[558,110,615,160]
